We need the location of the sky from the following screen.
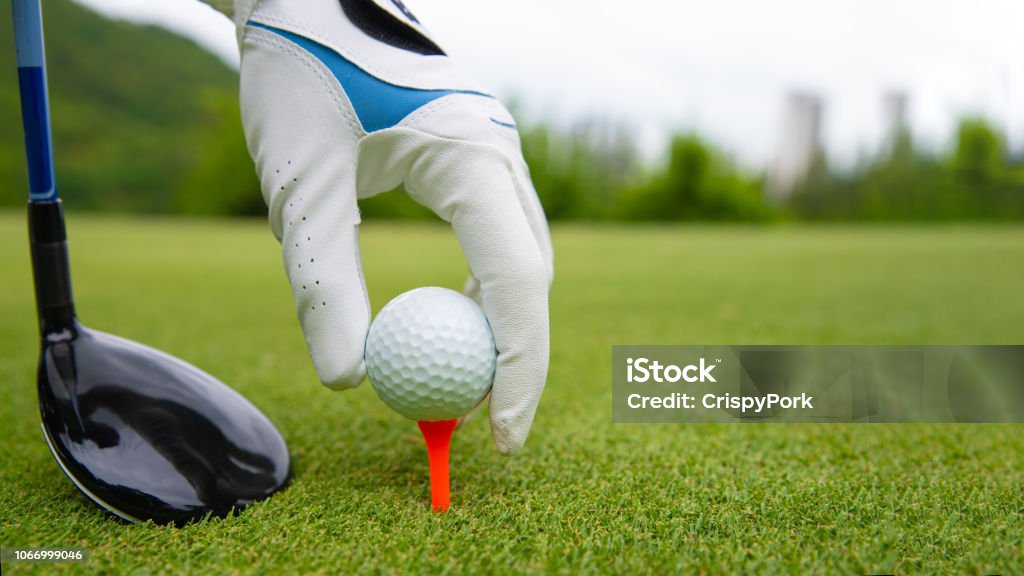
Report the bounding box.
[73,0,1024,168]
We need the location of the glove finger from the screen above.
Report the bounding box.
[462,160,552,301]
[405,142,550,454]
[240,25,370,390]
[514,165,555,285]
[459,166,550,431]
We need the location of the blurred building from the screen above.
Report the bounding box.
[881,90,909,150]
[881,91,908,135]
[767,91,823,202]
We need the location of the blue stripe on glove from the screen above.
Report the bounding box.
[248,22,491,133]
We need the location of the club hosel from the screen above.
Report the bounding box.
[28,200,75,335]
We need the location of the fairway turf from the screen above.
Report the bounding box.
[0,212,1021,574]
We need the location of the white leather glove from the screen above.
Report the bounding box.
[233,0,553,453]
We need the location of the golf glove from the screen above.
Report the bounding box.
[231,0,553,453]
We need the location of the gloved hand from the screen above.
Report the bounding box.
[232,0,553,453]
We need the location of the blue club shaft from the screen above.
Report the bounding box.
[13,0,74,333]
[13,0,58,202]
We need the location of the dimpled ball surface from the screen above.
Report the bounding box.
[365,287,496,421]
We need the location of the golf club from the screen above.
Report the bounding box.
[13,0,290,524]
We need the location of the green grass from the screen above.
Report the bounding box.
[0,212,1022,574]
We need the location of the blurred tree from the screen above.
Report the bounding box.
[520,117,639,220]
[952,118,1005,184]
[621,135,771,221]
[946,117,1019,219]
[520,122,581,220]
[787,118,1024,221]
[175,91,264,216]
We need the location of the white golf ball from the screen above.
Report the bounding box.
[365,287,496,421]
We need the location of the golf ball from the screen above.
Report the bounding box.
[365,287,496,421]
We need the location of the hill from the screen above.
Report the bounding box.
[0,0,262,215]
